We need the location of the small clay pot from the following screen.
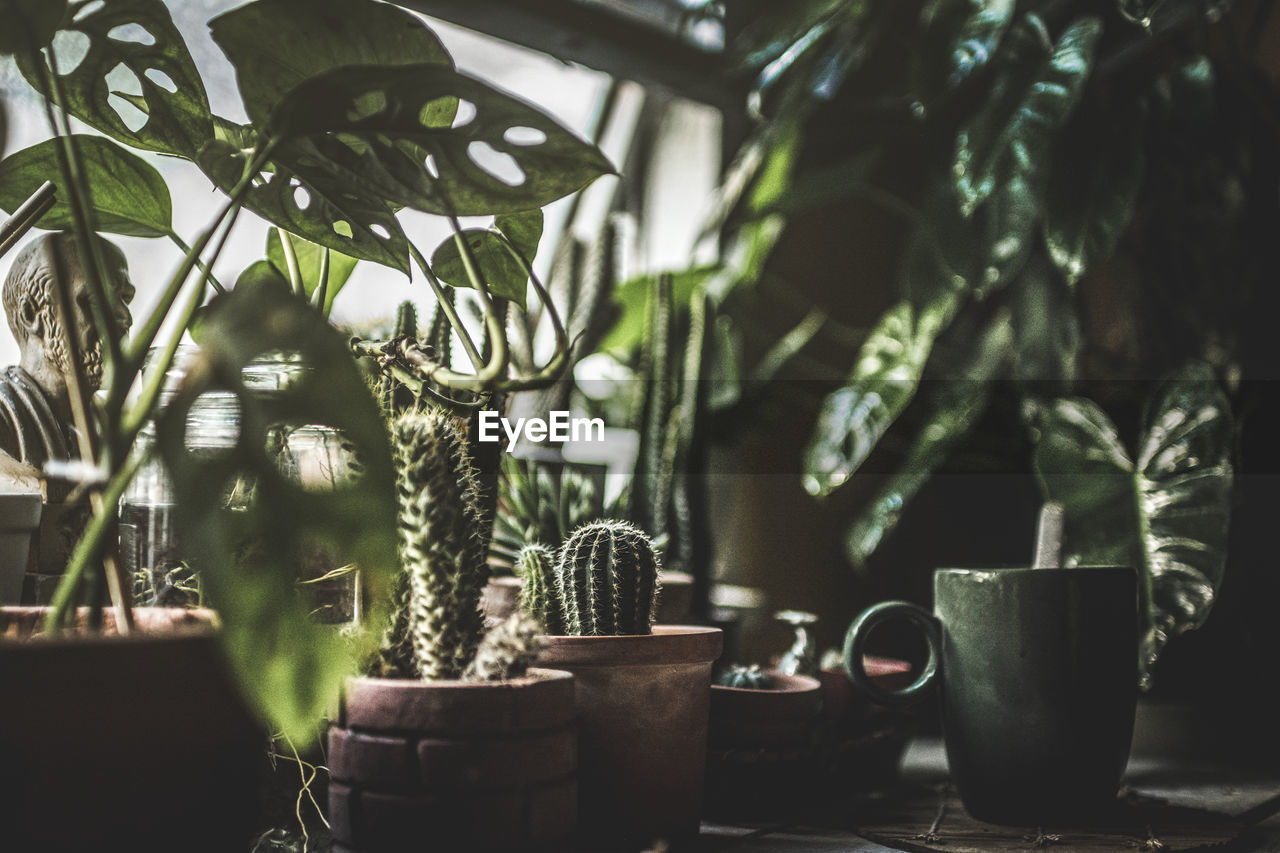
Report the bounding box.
[480,574,523,623]
[539,625,722,849]
[0,607,262,853]
[329,668,577,852]
[705,672,823,819]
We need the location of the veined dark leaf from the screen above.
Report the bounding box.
[727,0,859,70]
[0,0,65,55]
[267,230,359,315]
[954,16,1102,293]
[1032,364,1234,687]
[430,209,543,310]
[1008,248,1079,385]
[268,63,614,216]
[209,0,453,128]
[1044,102,1145,286]
[155,279,398,739]
[17,0,211,158]
[845,308,1012,565]
[803,294,958,497]
[921,0,1015,89]
[0,135,171,237]
[198,138,410,274]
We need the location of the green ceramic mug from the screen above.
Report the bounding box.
[844,566,1138,825]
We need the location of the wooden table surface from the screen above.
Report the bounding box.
[693,738,1280,852]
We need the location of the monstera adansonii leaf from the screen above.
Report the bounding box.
[155,279,398,739]
[17,0,212,157]
[1032,364,1234,688]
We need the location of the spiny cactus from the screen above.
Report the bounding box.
[392,409,490,680]
[463,612,546,682]
[516,543,564,635]
[555,520,660,636]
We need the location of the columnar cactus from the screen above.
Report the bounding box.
[555,520,660,636]
[392,409,490,680]
[516,543,564,635]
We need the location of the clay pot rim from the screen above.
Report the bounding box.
[540,624,723,666]
[712,671,821,695]
[346,666,573,692]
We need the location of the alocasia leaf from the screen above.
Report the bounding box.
[208,0,453,128]
[921,0,1016,89]
[267,229,358,315]
[198,137,410,274]
[1032,364,1234,687]
[845,308,1012,565]
[429,209,543,310]
[1044,103,1145,286]
[17,0,212,158]
[155,278,398,739]
[0,135,171,237]
[803,294,958,496]
[267,63,614,216]
[953,15,1102,292]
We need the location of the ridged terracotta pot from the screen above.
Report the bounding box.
[539,625,723,849]
[328,667,577,852]
[0,607,262,853]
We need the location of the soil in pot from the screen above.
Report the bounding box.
[539,624,723,850]
[0,607,263,853]
[328,667,577,852]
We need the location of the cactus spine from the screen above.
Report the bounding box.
[463,612,546,683]
[555,520,660,636]
[516,543,564,634]
[392,409,489,680]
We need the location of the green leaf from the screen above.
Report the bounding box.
[268,63,614,216]
[429,210,542,309]
[600,265,715,356]
[802,295,958,497]
[0,135,171,237]
[845,308,1012,565]
[1007,249,1078,385]
[198,137,410,274]
[0,0,65,55]
[957,16,1102,293]
[1044,103,1145,286]
[209,0,453,129]
[17,0,212,157]
[921,0,1015,89]
[1032,364,1234,687]
[268,230,359,315]
[155,281,398,739]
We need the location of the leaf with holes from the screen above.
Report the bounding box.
[0,135,171,237]
[267,229,358,315]
[209,0,454,129]
[0,0,66,55]
[430,209,543,309]
[17,0,211,158]
[155,278,398,739]
[1032,364,1234,687]
[802,295,958,497]
[198,137,409,274]
[268,63,614,216]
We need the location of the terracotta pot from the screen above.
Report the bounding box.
[0,607,262,853]
[328,667,577,852]
[480,574,523,623]
[539,625,722,849]
[705,672,823,819]
[656,570,695,624]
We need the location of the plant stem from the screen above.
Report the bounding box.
[408,241,485,371]
[168,232,227,294]
[278,226,305,296]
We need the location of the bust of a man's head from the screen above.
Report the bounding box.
[2,231,135,403]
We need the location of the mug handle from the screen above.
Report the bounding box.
[843,601,942,707]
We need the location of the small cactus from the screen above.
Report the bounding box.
[555,520,660,636]
[463,612,546,682]
[392,409,490,680]
[716,664,775,690]
[516,543,564,635]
